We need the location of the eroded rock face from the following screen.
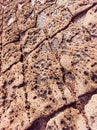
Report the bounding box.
[83,5,97,36]
[85,94,97,130]
[46,108,90,130]
[46,108,79,130]
[0,0,97,130]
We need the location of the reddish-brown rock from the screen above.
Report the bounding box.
[0,0,97,130]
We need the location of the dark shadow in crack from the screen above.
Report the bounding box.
[72,11,86,24]
[27,117,47,130]
[71,2,97,24]
[77,89,97,112]
[27,89,97,130]
[27,102,76,130]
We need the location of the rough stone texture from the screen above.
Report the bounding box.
[23,40,74,126]
[83,5,97,36]
[0,0,97,130]
[85,94,97,130]
[46,108,80,130]
[60,24,97,97]
[46,107,91,130]
[0,3,3,75]
[16,0,37,33]
[37,4,72,37]
[1,43,21,72]
[21,28,46,55]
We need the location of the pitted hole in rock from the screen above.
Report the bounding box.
[91,62,97,67]
[91,72,97,83]
[20,54,23,62]
[84,71,89,76]
[62,69,75,84]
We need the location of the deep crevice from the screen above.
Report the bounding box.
[27,88,97,130]
[27,3,97,130]
[50,3,97,39]
[50,2,97,40]
[27,102,76,130]
[2,61,19,73]
[78,89,97,111]
[1,1,97,130]
[71,2,97,22]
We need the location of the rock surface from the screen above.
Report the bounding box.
[0,0,97,130]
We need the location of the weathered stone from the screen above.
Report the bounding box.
[85,94,97,130]
[0,0,97,130]
[24,40,74,115]
[83,5,97,37]
[16,1,36,33]
[20,28,46,55]
[2,22,20,45]
[46,108,86,130]
[37,4,72,37]
[1,43,21,72]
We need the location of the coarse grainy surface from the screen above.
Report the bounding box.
[0,0,97,130]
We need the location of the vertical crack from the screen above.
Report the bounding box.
[14,0,31,123]
[0,2,4,75]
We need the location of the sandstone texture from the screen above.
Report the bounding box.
[0,0,97,130]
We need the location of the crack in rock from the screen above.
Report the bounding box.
[1,0,97,130]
